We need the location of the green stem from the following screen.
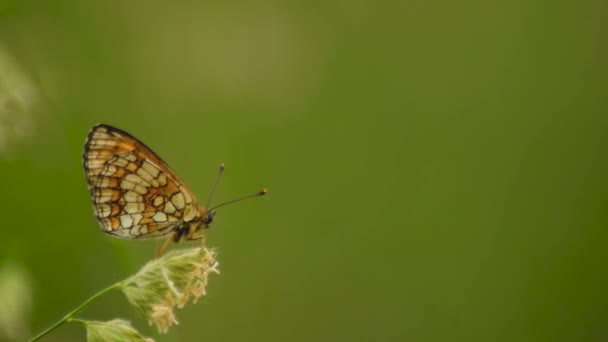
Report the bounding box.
[28,282,122,342]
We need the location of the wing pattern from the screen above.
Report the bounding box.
[83,124,203,239]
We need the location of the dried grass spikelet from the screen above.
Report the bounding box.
[120,245,219,333]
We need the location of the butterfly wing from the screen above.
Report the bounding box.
[83,124,203,239]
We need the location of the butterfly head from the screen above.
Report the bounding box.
[202,210,216,227]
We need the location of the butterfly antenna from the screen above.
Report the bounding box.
[209,189,268,212]
[205,163,225,210]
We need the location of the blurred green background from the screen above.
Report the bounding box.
[0,1,607,341]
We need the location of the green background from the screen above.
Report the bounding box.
[0,1,607,341]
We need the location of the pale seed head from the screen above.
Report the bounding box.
[120,245,219,333]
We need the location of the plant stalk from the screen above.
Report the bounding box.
[28,282,122,342]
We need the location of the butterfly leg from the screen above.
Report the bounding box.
[186,233,207,248]
[186,233,205,241]
[156,235,174,258]
[185,222,206,244]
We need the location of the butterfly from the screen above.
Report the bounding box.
[83,124,266,244]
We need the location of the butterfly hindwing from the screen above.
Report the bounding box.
[83,124,202,239]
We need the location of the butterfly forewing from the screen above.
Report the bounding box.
[83,124,203,239]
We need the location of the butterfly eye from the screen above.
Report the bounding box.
[203,211,215,225]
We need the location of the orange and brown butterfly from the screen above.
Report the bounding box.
[83,123,266,245]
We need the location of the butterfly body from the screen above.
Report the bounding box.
[83,124,211,241]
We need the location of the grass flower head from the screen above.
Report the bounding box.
[120,245,219,333]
